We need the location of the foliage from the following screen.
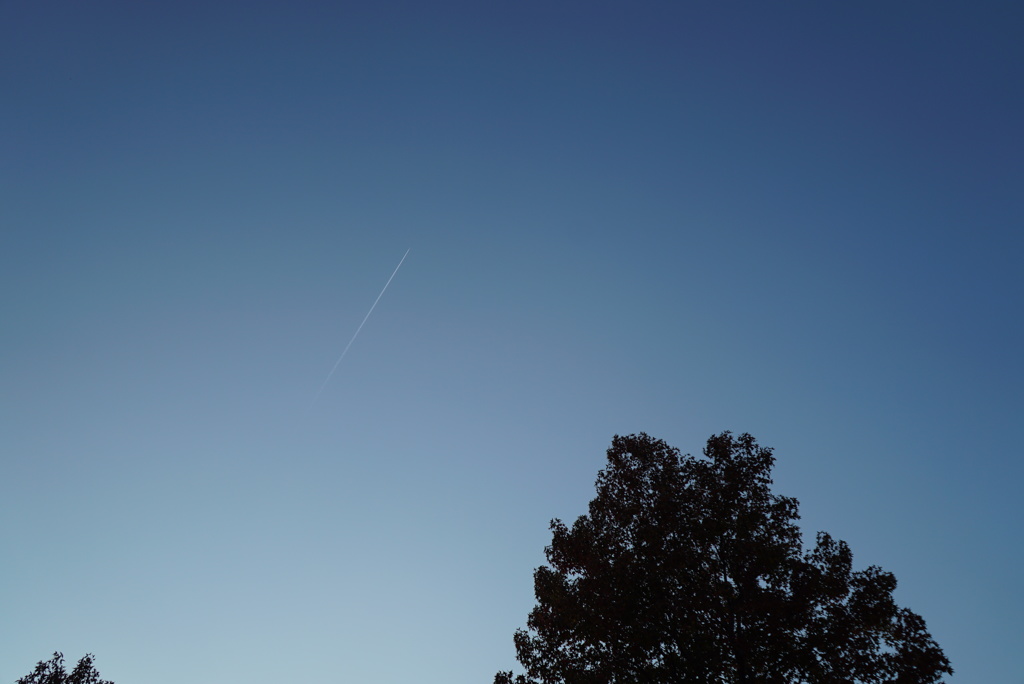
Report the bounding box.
[16,653,114,684]
[495,432,952,684]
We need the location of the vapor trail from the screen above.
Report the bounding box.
[311,248,410,407]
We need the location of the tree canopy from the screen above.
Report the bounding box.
[16,652,114,684]
[495,432,951,684]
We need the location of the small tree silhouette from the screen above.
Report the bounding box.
[16,652,114,684]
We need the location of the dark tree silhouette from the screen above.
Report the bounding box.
[495,432,951,684]
[16,652,113,684]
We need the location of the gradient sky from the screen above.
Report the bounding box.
[2,2,1022,682]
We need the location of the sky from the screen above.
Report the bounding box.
[1,2,1021,682]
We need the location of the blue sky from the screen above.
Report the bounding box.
[2,2,1021,682]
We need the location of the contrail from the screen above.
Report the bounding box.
[311,248,410,407]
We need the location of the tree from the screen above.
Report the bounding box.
[16,652,114,684]
[495,432,952,684]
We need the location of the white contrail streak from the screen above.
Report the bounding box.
[311,248,410,407]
